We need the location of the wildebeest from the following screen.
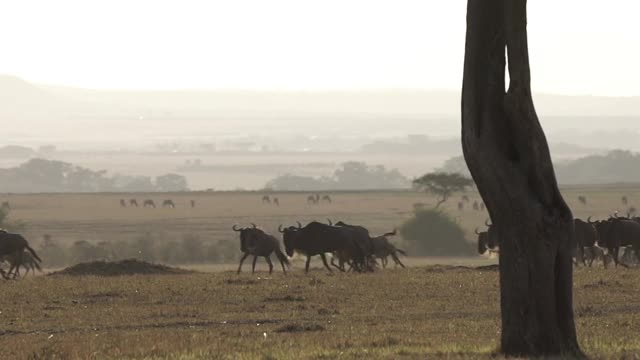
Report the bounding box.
[120,199,127,207]
[232,224,289,274]
[273,197,280,206]
[457,202,464,211]
[190,200,196,208]
[476,220,498,255]
[143,200,156,208]
[370,230,406,268]
[306,195,318,205]
[321,195,332,203]
[622,196,629,206]
[1,250,42,277]
[0,230,42,279]
[472,201,479,211]
[129,199,139,207]
[333,221,382,271]
[595,217,640,267]
[262,195,271,204]
[279,221,366,273]
[162,199,176,208]
[578,195,587,205]
[574,217,600,266]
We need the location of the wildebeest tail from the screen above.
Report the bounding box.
[275,247,290,267]
[25,245,42,263]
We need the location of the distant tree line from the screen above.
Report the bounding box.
[0,158,188,192]
[438,150,640,185]
[265,161,410,191]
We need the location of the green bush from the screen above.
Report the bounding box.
[400,208,475,256]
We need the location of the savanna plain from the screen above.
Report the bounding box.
[1,187,640,359]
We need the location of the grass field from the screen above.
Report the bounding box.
[1,187,640,358]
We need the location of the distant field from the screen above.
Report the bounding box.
[3,185,639,254]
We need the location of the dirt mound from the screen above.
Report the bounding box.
[50,259,192,277]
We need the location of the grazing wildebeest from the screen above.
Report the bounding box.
[322,195,332,203]
[129,199,139,207]
[595,217,640,267]
[273,197,280,206]
[472,201,479,211]
[232,224,289,274]
[574,217,599,266]
[307,195,318,205]
[622,196,629,206]
[190,200,196,208]
[578,195,587,205]
[457,202,464,211]
[162,199,176,208]
[461,195,470,202]
[262,195,271,204]
[1,250,42,277]
[279,221,366,273]
[120,199,127,207]
[0,230,42,279]
[143,200,156,208]
[370,230,406,268]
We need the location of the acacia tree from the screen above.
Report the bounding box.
[412,172,473,208]
[461,0,582,357]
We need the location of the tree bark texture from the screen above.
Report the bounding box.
[461,0,583,357]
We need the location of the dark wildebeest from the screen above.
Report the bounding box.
[322,195,332,203]
[370,230,406,268]
[578,196,587,205]
[0,230,42,279]
[273,197,280,206]
[457,202,464,211]
[232,224,289,274]
[162,199,176,208]
[262,195,271,204]
[143,200,156,208]
[574,217,599,267]
[472,201,479,211]
[622,196,629,206]
[477,220,499,255]
[333,220,381,271]
[120,199,127,207]
[1,250,42,277]
[279,221,366,273]
[129,199,139,207]
[190,200,196,208]
[307,195,318,205]
[595,217,640,267]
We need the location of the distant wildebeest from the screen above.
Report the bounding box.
[1,250,42,277]
[578,195,587,205]
[461,195,470,202]
[472,201,479,211]
[457,202,464,211]
[162,199,175,208]
[273,197,280,206]
[262,195,271,204]
[574,217,599,267]
[594,217,640,267]
[279,221,366,273]
[120,199,127,207]
[143,200,156,208]
[370,230,406,268]
[622,196,629,206]
[129,199,139,207]
[190,200,196,208]
[0,230,42,279]
[307,195,318,205]
[321,195,332,203]
[232,224,289,274]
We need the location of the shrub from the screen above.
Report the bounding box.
[400,208,475,256]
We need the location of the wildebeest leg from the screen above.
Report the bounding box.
[391,252,405,268]
[237,253,249,274]
[381,256,388,268]
[320,253,333,273]
[278,256,287,274]
[305,256,312,273]
[252,256,258,273]
[265,256,274,274]
[613,247,628,268]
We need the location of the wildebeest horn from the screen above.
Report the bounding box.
[475,227,480,235]
[251,223,257,229]
[587,216,593,224]
[278,224,284,233]
[327,219,332,226]
[232,224,241,232]
[296,221,302,229]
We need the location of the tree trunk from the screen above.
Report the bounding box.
[461,0,583,357]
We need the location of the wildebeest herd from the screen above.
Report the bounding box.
[232,220,404,274]
[120,199,195,208]
[477,214,640,268]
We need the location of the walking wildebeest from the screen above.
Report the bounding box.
[1,250,42,277]
[232,224,289,274]
[0,230,42,279]
[120,199,127,207]
[574,217,599,267]
[190,200,196,208]
[578,195,587,205]
[143,200,156,208]
[595,217,640,267]
[321,195,332,203]
[477,220,499,255]
[262,195,271,204]
[162,199,176,208]
[279,221,366,273]
[273,197,280,206]
[129,199,139,207]
[622,196,629,206]
[370,230,406,268]
[307,195,318,205]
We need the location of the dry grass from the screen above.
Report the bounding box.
[0,267,639,359]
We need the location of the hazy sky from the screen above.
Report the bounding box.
[2,1,638,95]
